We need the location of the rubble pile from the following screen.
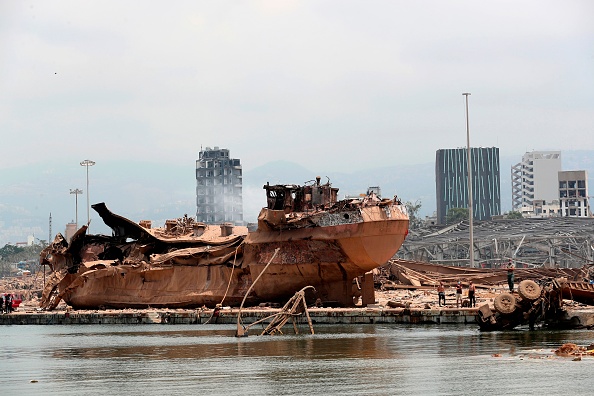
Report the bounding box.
[378,259,588,289]
[371,259,594,331]
[554,343,594,357]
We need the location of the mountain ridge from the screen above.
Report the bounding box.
[1,150,593,245]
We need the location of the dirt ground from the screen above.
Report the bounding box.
[2,274,589,312]
[374,286,501,308]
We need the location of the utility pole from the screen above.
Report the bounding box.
[80,159,96,231]
[463,92,475,268]
[70,188,83,229]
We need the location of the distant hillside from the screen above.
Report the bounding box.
[1,150,593,245]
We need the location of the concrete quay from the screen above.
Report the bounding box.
[0,306,479,326]
[2,306,592,328]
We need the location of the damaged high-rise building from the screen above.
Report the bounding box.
[195,146,243,225]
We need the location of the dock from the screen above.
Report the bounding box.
[2,306,593,327]
[0,307,479,326]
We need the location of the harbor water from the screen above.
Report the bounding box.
[1,324,593,395]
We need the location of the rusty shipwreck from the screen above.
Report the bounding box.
[39,178,409,310]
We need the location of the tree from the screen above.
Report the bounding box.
[446,207,469,224]
[506,211,523,219]
[0,242,46,277]
[404,200,423,229]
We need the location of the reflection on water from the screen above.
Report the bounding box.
[1,324,593,395]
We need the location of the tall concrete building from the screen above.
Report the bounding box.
[435,147,501,225]
[511,151,561,212]
[559,170,590,218]
[195,147,243,225]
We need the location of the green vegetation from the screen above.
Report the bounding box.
[404,200,423,229]
[506,211,523,219]
[0,242,46,277]
[446,207,469,224]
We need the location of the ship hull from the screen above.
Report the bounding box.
[40,187,409,310]
[62,265,253,309]
[245,206,409,305]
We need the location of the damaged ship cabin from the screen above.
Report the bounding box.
[265,176,339,213]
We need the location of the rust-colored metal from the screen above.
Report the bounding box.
[558,279,594,306]
[260,285,315,336]
[38,178,409,310]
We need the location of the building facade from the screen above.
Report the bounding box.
[511,151,561,212]
[435,147,501,225]
[559,170,590,218]
[195,147,243,225]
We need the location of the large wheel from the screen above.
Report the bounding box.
[518,280,541,301]
[494,293,516,314]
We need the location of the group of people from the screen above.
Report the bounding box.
[436,259,516,308]
[437,280,476,308]
[2,293,14,314]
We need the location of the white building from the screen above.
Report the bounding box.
[559,170,591,218]
[511,151,561,212]
[519,199,560,218]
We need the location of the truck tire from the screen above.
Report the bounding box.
[518,280,541,301]
[494,293,516,314]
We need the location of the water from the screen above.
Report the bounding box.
[1,324,593,395]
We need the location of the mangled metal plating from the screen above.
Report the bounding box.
[40,178,409,310]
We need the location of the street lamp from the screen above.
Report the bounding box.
[80,159,96,231]
[463,93,474,268]
[70,188,83,229]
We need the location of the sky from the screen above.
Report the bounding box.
[1,0,593,174]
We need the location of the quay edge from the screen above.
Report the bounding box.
[0,307,484,326]
[3,307,593,327]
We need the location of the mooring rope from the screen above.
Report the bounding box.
[203,242,242,325]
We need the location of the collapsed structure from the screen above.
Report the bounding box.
[383,259,594,330]
[399,217,594,268]
[39,177,409,310]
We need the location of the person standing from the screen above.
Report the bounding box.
[507,259,515,292]
[437,282,446,307]
[456,281,463,308]
[4,293,11,314]
[468,281,476,307]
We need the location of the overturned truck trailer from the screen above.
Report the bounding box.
[477,278,594,331]
[40,178,409,310]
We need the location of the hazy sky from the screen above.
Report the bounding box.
[1,1,593,173]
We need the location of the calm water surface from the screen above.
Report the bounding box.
[1,323,593,395]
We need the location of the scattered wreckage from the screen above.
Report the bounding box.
[477,278,594,331]
[39,177,409,311]
[381,259,594,331]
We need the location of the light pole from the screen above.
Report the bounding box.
[80,159,95,231]
[70,188,83,229]
[463,93,474,268]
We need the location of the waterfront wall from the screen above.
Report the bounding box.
[0,307,478,326]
